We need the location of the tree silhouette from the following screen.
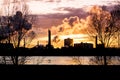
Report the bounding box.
[0,0,35,65]
[87,6,120,65]
[87,6,118,47]
[111,2,120,48]
[9,11,32,48]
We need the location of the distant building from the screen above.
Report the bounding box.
[96,44,105,48]
[74,42,93,48]
[64,38,74,47]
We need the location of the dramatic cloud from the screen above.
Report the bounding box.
[31,5,119,48]
[31,14,90,48]
[68,16,80,27]
[53,7,88,18]
[34,5,116,30]
[34,7,87,30]
[35,16,63,29]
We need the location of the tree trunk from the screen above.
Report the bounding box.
[11,56,18,65]
[15,56,18,65]
[104,56,107,66]
[17,30,22,48]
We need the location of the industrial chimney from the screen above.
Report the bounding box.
[46,29,53,49]
[48,29,51,46]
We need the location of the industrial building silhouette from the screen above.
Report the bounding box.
[64,38,74,47]
[74,42,93,48]
[45,29,54,49]
[0,29,119,56]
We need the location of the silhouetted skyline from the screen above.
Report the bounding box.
[0,0,119,48]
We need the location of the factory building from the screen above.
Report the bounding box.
[74,42,93,48]
[64,38,74,47]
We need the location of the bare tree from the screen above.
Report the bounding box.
[0,0,35,65]
[9,1,32,65]
[87,6,120,65]
[108,1,120,65]
[23,31,36,48]
[111,2,120,48]
[9,11,32,48]
[87,6,118,47]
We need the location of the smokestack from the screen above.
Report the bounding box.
[48,29,51,46]
[118,32,120,48]
[95,35,97,48]
[24,38,25,48]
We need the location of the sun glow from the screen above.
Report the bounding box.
[30,33,90,48]
[60,34,88,40]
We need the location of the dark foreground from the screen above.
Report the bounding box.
[0,47,120,79]
[0,65,120,79]
[0,47,120,56]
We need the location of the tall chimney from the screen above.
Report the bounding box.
[95,35,97,48]
[48,29,51,46]
[118,32,120,48]
[24,38,25,48]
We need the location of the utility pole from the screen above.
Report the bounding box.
[118,31,120,48]
[24,38,25,48]
[48,29,51,46]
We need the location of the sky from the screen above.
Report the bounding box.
[0,0,119,48]
[0,0,117,15]
[27,0,117,15]
[0,0,119,65]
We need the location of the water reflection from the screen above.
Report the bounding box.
[0,56,120,65]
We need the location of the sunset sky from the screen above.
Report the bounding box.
[0,0,119,48]
[0,0,119,65]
